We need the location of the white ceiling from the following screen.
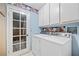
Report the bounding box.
[25,3,45,10]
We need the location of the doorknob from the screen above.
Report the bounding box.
[27,34,29,36]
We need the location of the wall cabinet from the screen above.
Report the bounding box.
[39,4,49,26]
[50,3,59,25]
[38,3,59,26]
[38,6,44,26]
[60,3,79,23]
[43,4,49,26]
[39,3,79,26]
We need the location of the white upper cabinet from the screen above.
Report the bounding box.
[43,4,49,26]
[38,6,44,26]
[39,3,59,26]
[39,3,79,26]
[50,3,59,25]
[60,3,79,23]
[38,4,49,26]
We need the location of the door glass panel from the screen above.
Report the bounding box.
[13,21,19,28]
[13,37,20,44]
[21,14,26,21]
[21,22,26,28]
[21,43,26,49]
[13,29,20,35]
[13,12,20,20]
[13,44,20,52]
[13,12,27,52]
[21,29,26,35]
[21,36,26,42]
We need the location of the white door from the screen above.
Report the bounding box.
[7,5,30,56]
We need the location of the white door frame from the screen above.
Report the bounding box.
[6,4,31,56]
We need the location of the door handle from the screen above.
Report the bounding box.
[27,34,29,36]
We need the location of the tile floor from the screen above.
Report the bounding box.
[22,51,33,56]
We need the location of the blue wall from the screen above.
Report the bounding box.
[30,12,40,49]
[72,34,79,56]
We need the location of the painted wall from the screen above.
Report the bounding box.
[0,3,6,56]
[30,12,40,49]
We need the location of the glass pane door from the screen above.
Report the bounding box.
[13,12,27,52]
[21,14,26,50]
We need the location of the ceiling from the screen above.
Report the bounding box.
[25,3,45,10]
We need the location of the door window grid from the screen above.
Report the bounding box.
[13,12,27,52]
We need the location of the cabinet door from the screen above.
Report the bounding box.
[43,4,49,26]
[38,7,44,26]
[50,3,59,25]
[39,4,49,26]
[60,3,79,23]
[32,37,40,56]
[40,39,48,56]
[40,39,61,56]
